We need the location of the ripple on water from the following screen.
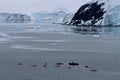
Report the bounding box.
[0,38,10,43]
[11,45,64,51]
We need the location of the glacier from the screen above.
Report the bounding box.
[104,5,120,25]
[0,13,31,23]
[32,10,67,23]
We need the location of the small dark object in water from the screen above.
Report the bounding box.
[55,63,64,67]
[90,69,97,72]
[31,64,37,67]
[68,66,71,69]
[43,63,47,67]
[69,62,79,66]
[85,66,89,68]
[18,63,22,65]
[56,65,60,67]
[56,63,64,65]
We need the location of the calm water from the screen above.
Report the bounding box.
[0,21,120,80]
[1,21,120,35]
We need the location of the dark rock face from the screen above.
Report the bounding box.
[70,1,106,25]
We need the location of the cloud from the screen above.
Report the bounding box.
[0,0,91,14]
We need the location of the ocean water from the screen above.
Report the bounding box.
[0,21,120,51]
[0,21,120,80]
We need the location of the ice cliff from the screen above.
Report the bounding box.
[0,13,31,23]
[32,9,67,22]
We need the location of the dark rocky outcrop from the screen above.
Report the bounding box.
[70,1,106,26]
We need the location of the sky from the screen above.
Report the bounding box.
[0,0,91,14]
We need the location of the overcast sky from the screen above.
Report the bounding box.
[0,0,91,14]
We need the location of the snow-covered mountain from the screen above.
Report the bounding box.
[68,0,120,26]
[69,1,106,25]
[0,13,31,23]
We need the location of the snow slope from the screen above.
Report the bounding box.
[62,13,74,24]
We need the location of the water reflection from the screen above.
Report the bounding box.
[72,26,120,35]
[1,20,120,35]
[0,19,31,23]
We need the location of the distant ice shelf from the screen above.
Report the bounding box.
[0,13,31,23]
